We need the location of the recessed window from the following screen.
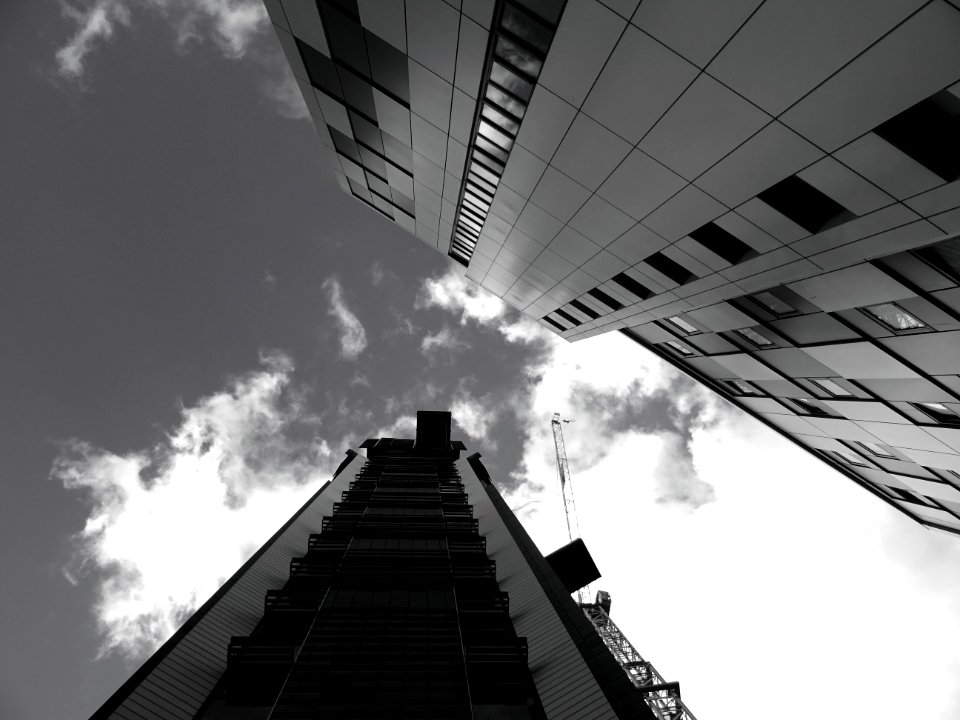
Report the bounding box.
[689,222,757,265]
[735,327,774,347]
[665,316,698,334]
[833,448,869,467]
[913,402,960,425]
[810,378,853,397]
[792,398,831,416]
[874,89,960,182]
[644,252,696,285]
[857,441,896,459]
[916,237,960,284]
[725,379,759,396]
[587,287,623,311]
[664,341,694,357]
[861,302,927,332]
[611,272,652,300]
[752,291,798,316]
[569,299,599,320]
[757,175,854,234]
[555,309,582,327]
[543,316,565,332]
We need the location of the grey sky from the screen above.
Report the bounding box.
[3,3,960,720]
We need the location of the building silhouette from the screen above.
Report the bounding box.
[269,0,960,535]
[88,412,662,719]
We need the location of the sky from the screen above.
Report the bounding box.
[3,2,960,719]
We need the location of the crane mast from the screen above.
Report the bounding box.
[551,412,580,542]
[550,413,700,720]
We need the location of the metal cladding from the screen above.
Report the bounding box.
[271,0,960,536]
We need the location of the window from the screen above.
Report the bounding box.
[724,379,760,396]
[792,398,831,416]
[569,299,599,320]
[916,237,960,284]
[752,291,798,316]
[664,341,695,357]
[735,326,774,347]
[555,309,582,327]
[587,287,623,311]
[874,89,960,182]
[689,222,757,265]
[644,252,696,285]
[757,175,854,234]
[810,378,853,397]
[611,272,653,300]
[860,302,926,332]
[665,316,698,334]
[913,402,960,425]
[543,316,565,332]
[856,441,896,459]
[833,448,869,467]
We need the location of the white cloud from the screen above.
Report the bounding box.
[451,394,497,445]
[418,267,507,325]
[420,326,468,356]
[53,352,345,659]
[323,276,367,360]
[55,1,132,79]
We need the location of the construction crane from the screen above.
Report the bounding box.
[550,412,580,543]
[550,414,699,720]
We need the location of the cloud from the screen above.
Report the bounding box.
[417,267,507,326]
[451,394,497,445]
[52,352,345,659]
[52,1,305,120]
[420,326,468,356]
[55,1,132,80]
[323,276,367,360]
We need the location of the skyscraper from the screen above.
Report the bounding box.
[269,0,960,535]
[88,412,661,719]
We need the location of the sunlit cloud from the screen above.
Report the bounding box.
[420,326,468,356]
[451,394,497,446]
[52,352,344,659]
[323,276,368,360]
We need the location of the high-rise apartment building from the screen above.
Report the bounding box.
[269,0,960,535]
[88,412,661,719]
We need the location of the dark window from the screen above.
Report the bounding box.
[339,71,378,121]
[495,35,543,78]
[810,378,853,397]
[485,84,526,119]
[757,175,854,234]
[587,288,623,311]
[297,40,342,99]
[689,222,757,265]
[489,61,534,102]
[482,102,521,135]
[555,309,582,327]
[860,302,927,332]
[391,190,415,218]
[501,4,555,52]
[752,291,798,316]
[664,341,695,357]
[913,402,960,425]
[611,273,652,300]
[329,127,361,164]
[734,326,774,347]
[514,0,564,25]
[569,299,599,320]
[792,397,831,416]
[365,31,410,104]
[916,237,960,284]
[543,316,566,332]
[358,146,387,179]
[874,90,960,182]
[644,252,696,285]
[319,4,370,77]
